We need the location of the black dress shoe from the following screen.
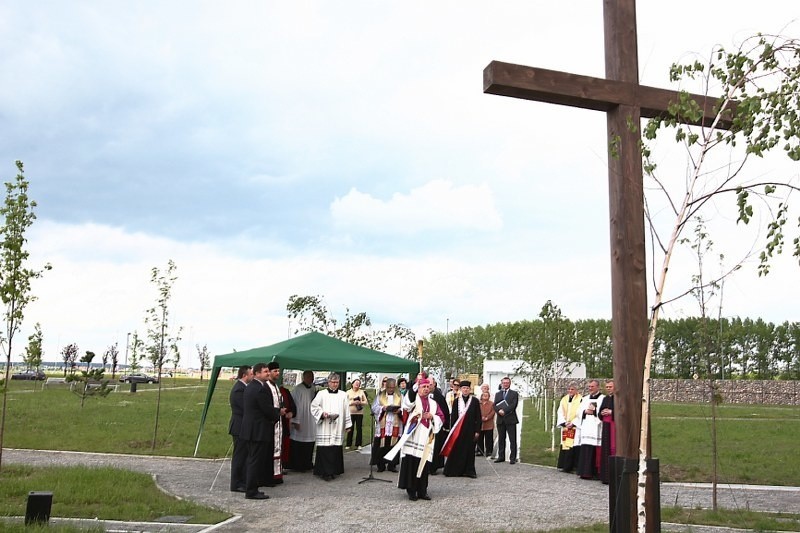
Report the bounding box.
[494,459,505,463]
[246,492,269,500]
[418,494,431,500]
[408,495,418,501]
[467,473,477,478]
[429,470,439,476]
[376,467,385,472]
[232,486,246,493]
[387,466,398,473]
[510,459,516,464]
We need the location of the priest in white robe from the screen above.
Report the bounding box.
[310,373,352,481]
[370,377,403,472]
[576,379,605,480]
[288,370,317,472]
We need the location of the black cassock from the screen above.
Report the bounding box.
[443,394,482,478]
[430,387,450,474]
[599,394,615,484]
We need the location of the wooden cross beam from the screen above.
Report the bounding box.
[483,2,729,531]
[484,61,732,129]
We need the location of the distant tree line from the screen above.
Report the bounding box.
[422,306,800,381]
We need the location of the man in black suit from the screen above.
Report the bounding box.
[494,376,519,464]
[240,362,285,500]
[228,365,253,493]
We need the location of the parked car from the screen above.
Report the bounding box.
[11,370,46,381]
[119,373,159,384]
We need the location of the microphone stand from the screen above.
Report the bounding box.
[359,384,391,484]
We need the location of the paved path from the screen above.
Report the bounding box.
[5,448,799,532]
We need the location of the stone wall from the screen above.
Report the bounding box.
[549,378,800,405]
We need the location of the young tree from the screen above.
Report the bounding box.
[169,341,180,382]
[23,322,43,371]
[636,34,800,529]
[682,218,726,510]
[60,343,79,376]
[83,351,95,372]
[145,260,180,451]
[107,343,119,379]
[197,343,210,382]
[128,331,143,373]
[0,160,51,470]
[66,350,111,408]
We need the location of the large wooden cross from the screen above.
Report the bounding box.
[484,2,726,531]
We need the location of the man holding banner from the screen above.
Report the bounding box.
[441,380,482,479]
[384,378,443,501]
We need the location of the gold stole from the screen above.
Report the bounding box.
[560,393,582,449]
[379,392,402,443]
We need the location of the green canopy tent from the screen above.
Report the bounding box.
[193,331,419,455]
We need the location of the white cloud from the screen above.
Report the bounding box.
[330,180,503,234]
[21,217,799,371]
[22,219,608,367]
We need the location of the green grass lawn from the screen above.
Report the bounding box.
[662,507,800,531]
[2,378,231,457]
[0,464,230,525]
[521,398,799,485]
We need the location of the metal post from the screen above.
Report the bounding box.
[124,332,130,368]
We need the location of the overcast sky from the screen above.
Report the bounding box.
[2,1,798,368]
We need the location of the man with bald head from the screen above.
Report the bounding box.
[576,379,605,480]
[371,377,403,472]
[310,373,352,481]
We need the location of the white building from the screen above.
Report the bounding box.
[482,359,586,398]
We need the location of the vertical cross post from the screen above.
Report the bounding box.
[604,3,649,530]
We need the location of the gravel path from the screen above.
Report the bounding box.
[4,448,799,532]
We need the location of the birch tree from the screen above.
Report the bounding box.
[636,34,800,531]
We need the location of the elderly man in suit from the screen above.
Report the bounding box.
[240,362,286,500]
[493,376,519,464]
[229,365,253,493]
